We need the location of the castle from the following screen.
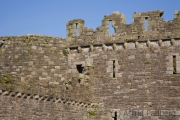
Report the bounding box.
[0,10,180,120]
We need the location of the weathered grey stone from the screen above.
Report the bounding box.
[49,82,59,85]
[1,10,180,120]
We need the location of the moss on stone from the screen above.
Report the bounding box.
[63,49,68,56]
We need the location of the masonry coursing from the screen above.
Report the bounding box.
[0,10,180,120]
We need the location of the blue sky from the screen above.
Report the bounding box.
[0,0,180,38]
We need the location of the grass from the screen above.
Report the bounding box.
[0,76,11,84]
[144,61,150,64]
[63,49,68,56]
[6,85,12,91]
[88,111,96,116]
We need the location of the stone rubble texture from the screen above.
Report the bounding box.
[0,10,180,120]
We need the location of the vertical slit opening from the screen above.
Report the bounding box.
[113,60,116,78]
[76,64,83,73]
[138,36,140,39]
[173,56,176,74]
[76,23,78,37]
[145,18,148,30]
[78,79,81,83]
[109,20,115,34]
[112,111,117,120]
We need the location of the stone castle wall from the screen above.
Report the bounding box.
[0,10,180,120]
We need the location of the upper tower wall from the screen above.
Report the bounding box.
[66,10,180,47]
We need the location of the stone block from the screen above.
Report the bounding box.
[34,95,39,99]
[176,56,180,61]
[128,42,135,49]
[176,61,180,65]
[115,65,120,69]
[90,54,99,57]
[15,55,19,58]
[166,55,172,59]
[167,67,173,71]
[42,72,48,76]
[49,82,59,85]
[176,66,180,73]
[31,71,36,75]
[16,93,22,97]
[68,69,71,73]
[55,66,60,69]
[78,74,85,79]
[115,60,118,65]
[107,61,113,65]
[114,68,119,72]
[102,55,107,59]
[128,55,135,59]
[166,62,173,67]
[170,53,179,56]
[107,67,113,73]
[110,73,113,77]
[175,111,180,115]
[116,73,122,77]
[123,96,129,99]
[32,46,37,49]
[29,61,33,66]
[71,69,77,73]
[48,61,54,65]
[166,70,173,74]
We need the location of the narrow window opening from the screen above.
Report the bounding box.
[173,56,176,74]
[160,12,164,20]
[66,87,69,90]
[144,18,148,30]
[76,23,78,37]
[0,40,5,48]
[138,36,140,39]
[109,20,115,34]
[78,79,81,83]
[113,60,116,78]
[76,64,83,73]
[112,111,117,120]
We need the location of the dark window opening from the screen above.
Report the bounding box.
[76,23,78,37]
[112,111,117,120]
[173,56,176,74]
[109,20,115,34]
[0,40,5,48]
[66,87,69,90]
[78,79,81,83]
[76,64,83,73]
[138,36,140,39]
[113,60,116,78]
[144,18,148,30]
[160,12,164,20]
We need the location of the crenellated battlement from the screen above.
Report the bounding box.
[66,10,180,47]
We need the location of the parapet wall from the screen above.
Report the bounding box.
[67,10,180,47]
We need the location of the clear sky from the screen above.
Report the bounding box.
[0,0,180,38]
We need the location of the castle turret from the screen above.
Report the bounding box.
[66,19,84,42]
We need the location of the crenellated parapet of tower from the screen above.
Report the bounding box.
[66,10,180,47]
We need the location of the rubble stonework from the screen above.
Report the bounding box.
[0,10,180,120]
